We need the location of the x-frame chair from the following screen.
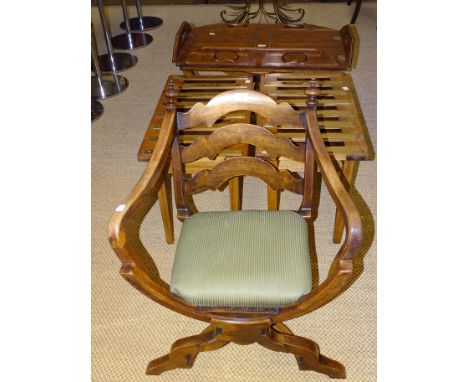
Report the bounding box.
[108,82,362,378]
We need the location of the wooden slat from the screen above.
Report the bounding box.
[178,76,250,82]
[264,81,344,89]
[180,123,305,163]
[258,71,370,162]
[184,157,304,196]
[137,74,254,162]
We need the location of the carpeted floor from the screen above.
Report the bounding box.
[91,3,376,381]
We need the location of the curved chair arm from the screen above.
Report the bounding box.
[273,105,362,323]
[107,109,210,322]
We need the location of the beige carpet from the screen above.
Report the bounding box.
[92,3,377,381]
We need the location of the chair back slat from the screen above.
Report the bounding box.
[183,157,304,196]
[180,123,304,163]
[177,89,302,129]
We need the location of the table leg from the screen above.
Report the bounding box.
[332,160,357,243]
[158,173,174,244]
[267,158,280,210]
[267,186,280,210]
[229,178,242,210]
[228,144,250,211]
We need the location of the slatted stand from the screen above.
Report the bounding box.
[259,72,371,242]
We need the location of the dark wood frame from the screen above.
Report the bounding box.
[172,22,359,73]
[108,84,362,377]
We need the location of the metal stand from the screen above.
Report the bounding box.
[221,0,304,24]
[112,0,153,50]
[95,0,138,72]
[347,0,362,24]
[92,75,128,99]
[92,32,128,99]
[119,0,163,31]
[92,99,104,122]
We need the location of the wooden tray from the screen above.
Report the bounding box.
[173,22,359,72]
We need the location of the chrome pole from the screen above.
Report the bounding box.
[91,24,129,100]
[123,0,132,33]
[136,0,143,18]
[95,0,138,72]
[120,0,163,31]
[112,0,153,50]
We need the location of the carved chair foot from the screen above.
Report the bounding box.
[146,354,176,375]
[297,353,346,378]
[146,324,229,375]
[259,323,346,378]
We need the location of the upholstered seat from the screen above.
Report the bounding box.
[170,210,312,308]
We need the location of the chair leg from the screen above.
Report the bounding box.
[333,160,357,243]
[258,323,346,379]
[147,321,344,378]
[157,173,174,244]
[256,323,302,365]
[146,324,229,375]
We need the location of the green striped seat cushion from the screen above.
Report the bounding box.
[170,210,312,308]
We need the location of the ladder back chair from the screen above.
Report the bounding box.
[108,83,362,378]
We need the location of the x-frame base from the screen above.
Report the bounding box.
[146,321,345,379]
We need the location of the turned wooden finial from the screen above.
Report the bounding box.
[305,81,320,109]
[165,80,178,110]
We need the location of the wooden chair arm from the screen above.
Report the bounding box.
[305,108,362,262]
[107,109,210,322]
[273,107,362,323]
